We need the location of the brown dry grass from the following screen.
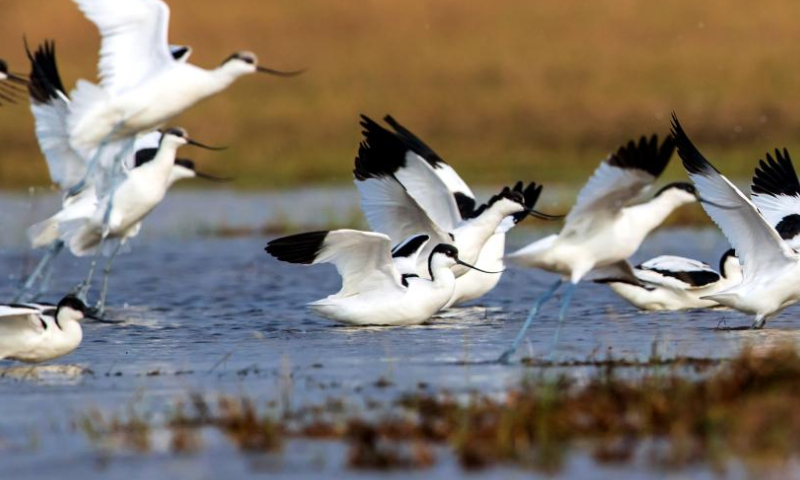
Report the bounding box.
[2,1,800,189]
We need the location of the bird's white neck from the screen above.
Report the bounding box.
[622,193,690,238]
[455,206,510,258]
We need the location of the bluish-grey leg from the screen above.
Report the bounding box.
[94,241,123,316]
[32,241,65,301]
[497,279,563,364]
[546,282,577,361]
[14,240,64,302]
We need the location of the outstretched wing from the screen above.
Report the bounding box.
[72,0,174,94]
[563,135,674,236]
[383,115,476,219]
[750,148,800,249]
[358,115,462,231]
[672,114,798,280]
[266,230,406,297]
[27,40,92,191]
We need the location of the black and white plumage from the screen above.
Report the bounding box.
[18,42,230,308]
[0,58,27,106]
[673,114,800,328]
[353,115,554,294]
[0,296,87,363]
[599,250,742,311]
[751,148,800,248]
[500,133,706,362]
[265,230,497,326]
[66,0,302,151]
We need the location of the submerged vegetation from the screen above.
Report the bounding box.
[77,343,800,473]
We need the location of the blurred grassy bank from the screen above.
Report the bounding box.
[1,0,800,189]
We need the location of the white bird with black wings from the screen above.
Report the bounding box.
[673,114,800,328]
[265,230,500,326]
[499,133,714,362]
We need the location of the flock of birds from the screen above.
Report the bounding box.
[1,0,800,366]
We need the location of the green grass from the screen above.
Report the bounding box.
[1,0,799,189]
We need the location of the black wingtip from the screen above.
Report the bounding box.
[26,38,65,104]
[391,234,430,258]
[670,112,718,176]
[512,181,544,224]
[382,115,447,167]
[751,147,800,197]
[353,114,409,181]
[265,231,329,265]
[608,132,674,178]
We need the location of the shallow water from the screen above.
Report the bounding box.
[0,189,797,479]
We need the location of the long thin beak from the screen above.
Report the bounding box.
[698,196,740,210]
[6,72,28,84]
[195,170,234,182]
[186,138,228,151]
[456,259,504,274]
[525,208,565,221]
[256,65,305,77]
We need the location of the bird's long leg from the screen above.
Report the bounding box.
[14,240,64,302]
[31,240,65,301]
[74,247,103,303]
[547,282,578,361]
[66,129,118,198]
[497,279,563,364]
[94,241,123,317]
[750,315,766,329]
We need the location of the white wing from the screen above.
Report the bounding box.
[382,115,475,222]
[72,0,174,94]
[563,135,673,236]
[673,116,798,280]
[394,152,462,231]
[354,176,452,249]
[27,41,91,191]
[266,230,406,297]
[750,148,800,249]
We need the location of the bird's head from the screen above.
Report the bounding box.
[56,295,87,323]
[159,128,227,152]
[220,51,304,78]
[428,244,503,275]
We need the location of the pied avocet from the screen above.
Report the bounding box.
[673,114,800,329]
[499,133,723,362]
[598,249,741,311]
[0,296,86,363]
[265,230,500,326]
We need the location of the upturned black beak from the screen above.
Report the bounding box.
[195,170,234,182]
[256,65,306,77]
[698,196,739,210]
[525,208,565,221]
[186,138,228,151]
[456,258,504,274]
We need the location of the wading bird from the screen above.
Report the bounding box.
[68,0,302,151]
[365,115,547,307]
[0,58,27,105]
[598,250,741,311]
[353,115,559,287]
[498,134,724,363]
[265,230,500,326]
[18,41,229,311]
[0,296,86,363]
[673,114,800,329]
